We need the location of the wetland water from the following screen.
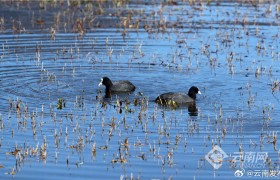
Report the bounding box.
[0,0,280,179]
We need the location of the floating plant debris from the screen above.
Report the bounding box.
[57,98,66,110]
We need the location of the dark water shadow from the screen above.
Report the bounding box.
[98,91,136,100]
[156,102,198,116]
[187,103,198,116]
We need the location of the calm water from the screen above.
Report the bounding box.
[0,1,280,179]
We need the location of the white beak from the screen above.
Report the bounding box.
[198,90,201,95]
[98,78,103,87]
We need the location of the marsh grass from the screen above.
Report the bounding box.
[0,0,279,179]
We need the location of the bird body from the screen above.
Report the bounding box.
[108,80,135,92]
[98,77,135,98]
[155,86,201,105]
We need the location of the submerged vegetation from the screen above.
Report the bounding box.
[0,0,279,179]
